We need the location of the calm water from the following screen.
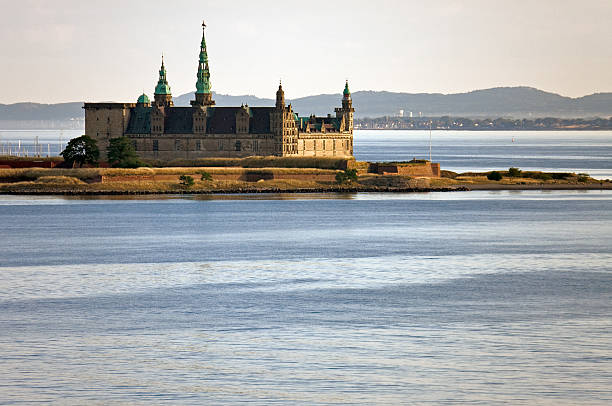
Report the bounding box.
[1,129,611,179]
[1,191,611,404]
[354,130,612,179]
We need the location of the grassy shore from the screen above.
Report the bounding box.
[0,167,610,194]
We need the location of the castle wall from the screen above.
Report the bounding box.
[129,133,278,161]
[370,162,441,177]
[296,133,353,157]
[84,103,134,156]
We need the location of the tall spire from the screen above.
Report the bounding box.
[155,55,172,95]
[343,80,351,99]
[196,20,211,95]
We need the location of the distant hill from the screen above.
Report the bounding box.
[2,87,611,128]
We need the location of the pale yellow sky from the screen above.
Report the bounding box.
[1,0,611,103]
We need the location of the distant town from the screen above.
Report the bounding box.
[355,116,612,131]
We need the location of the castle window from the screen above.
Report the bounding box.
[196,140,201,150]
[153,140,159,151]
[235,141,241,151]
[132,140,137,151]
[175,139,181,151]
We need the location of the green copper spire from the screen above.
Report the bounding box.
[195,21,211,94]
[155,55,172,95]
[343,80,351,97]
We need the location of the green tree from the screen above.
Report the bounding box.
[487,171,503,181]
[107,137,142,168]
[508,167,522,177]
[179,175,195,187]
[200,171,212,181]
[60,135,99,167]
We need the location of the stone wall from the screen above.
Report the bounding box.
[128,133,279,161]
[84,103,133,157]
[296,133,353,157]
[370,162,441,177]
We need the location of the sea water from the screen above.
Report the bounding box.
[0,191,611,404]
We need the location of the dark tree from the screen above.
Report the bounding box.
[487,171,503,181]
[508,167,522,177]
[60,135,99,167]
[179,175,195,187]
[107,137,142,168]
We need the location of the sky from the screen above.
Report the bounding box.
[1,0,611,104]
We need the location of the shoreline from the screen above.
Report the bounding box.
[1,183,611,196]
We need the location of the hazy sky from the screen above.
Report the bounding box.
[2,0,611,104]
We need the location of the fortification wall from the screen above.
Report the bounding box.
[370,162,441,177]
[296,134,352,157]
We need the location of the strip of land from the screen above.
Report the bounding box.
[0,165,609,195]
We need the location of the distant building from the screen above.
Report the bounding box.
[84,21,354,161]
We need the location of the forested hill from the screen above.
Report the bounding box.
[2,87,611,124]
[174,87,612,118]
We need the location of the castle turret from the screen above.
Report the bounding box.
[276,82,285,109]
[154,56,174,107]
[342,80,353,110]
[191,21,215,106]
[335,80,354,132]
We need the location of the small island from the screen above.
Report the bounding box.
[0,155,609,195]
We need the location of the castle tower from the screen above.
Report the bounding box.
[191,21,215,106]
[154,56,174,107]
[335,80,354,132]
[276,82,285,109]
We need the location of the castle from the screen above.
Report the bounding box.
[84,21,354,161]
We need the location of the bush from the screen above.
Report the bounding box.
[336,169,358,184]
[508,167,521,177]
[534,173,552,181]
[487,171,503,181]
[179,175,194,187]
[577,173,590,182]
[199,171,212,181]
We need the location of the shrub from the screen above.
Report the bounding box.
[487,171,503,181]
[577,173,590,182]
[508,167,521,177]
[179,175,194,187]
[535,173,552,181]
[199,171,212,181]
[336,168,358,184]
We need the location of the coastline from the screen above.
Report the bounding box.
[1,183,611,196]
